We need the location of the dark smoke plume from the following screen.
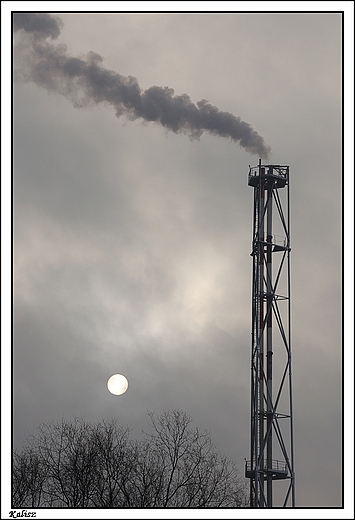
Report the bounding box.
[13,13,271,159]
[13,12,63,40]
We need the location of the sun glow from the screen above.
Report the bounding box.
[107,374,129,395]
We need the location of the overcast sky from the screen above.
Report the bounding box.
[3,2,354,517]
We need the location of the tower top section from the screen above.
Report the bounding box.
[248,159,289,188]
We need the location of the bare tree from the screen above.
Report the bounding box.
[12,410,248,508]
[89,419,134,507]
[13,447,44,507]
[137,409,248,507]
[28,418,100,507]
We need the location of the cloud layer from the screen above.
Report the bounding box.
[11,10,343,510]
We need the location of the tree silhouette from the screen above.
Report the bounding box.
[13,409,248,508]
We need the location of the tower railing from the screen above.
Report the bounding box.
[245,459,288,478]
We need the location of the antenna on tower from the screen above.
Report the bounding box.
[245,160,295,507]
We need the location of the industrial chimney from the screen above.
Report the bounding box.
[245,160,295,507]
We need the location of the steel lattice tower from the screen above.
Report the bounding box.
[245,160,295,507]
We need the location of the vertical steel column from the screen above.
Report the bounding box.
[258,160,265,506]
[249,167,257,506]
[266,171,273,507]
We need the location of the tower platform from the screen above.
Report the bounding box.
[245,459,288,480]
[248,164,288,188]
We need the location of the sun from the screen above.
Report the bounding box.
[107,374,129,395]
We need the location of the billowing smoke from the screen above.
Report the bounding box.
[13,13,271,159]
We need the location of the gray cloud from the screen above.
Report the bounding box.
[13,13,271,159]
[10,10,344,512]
